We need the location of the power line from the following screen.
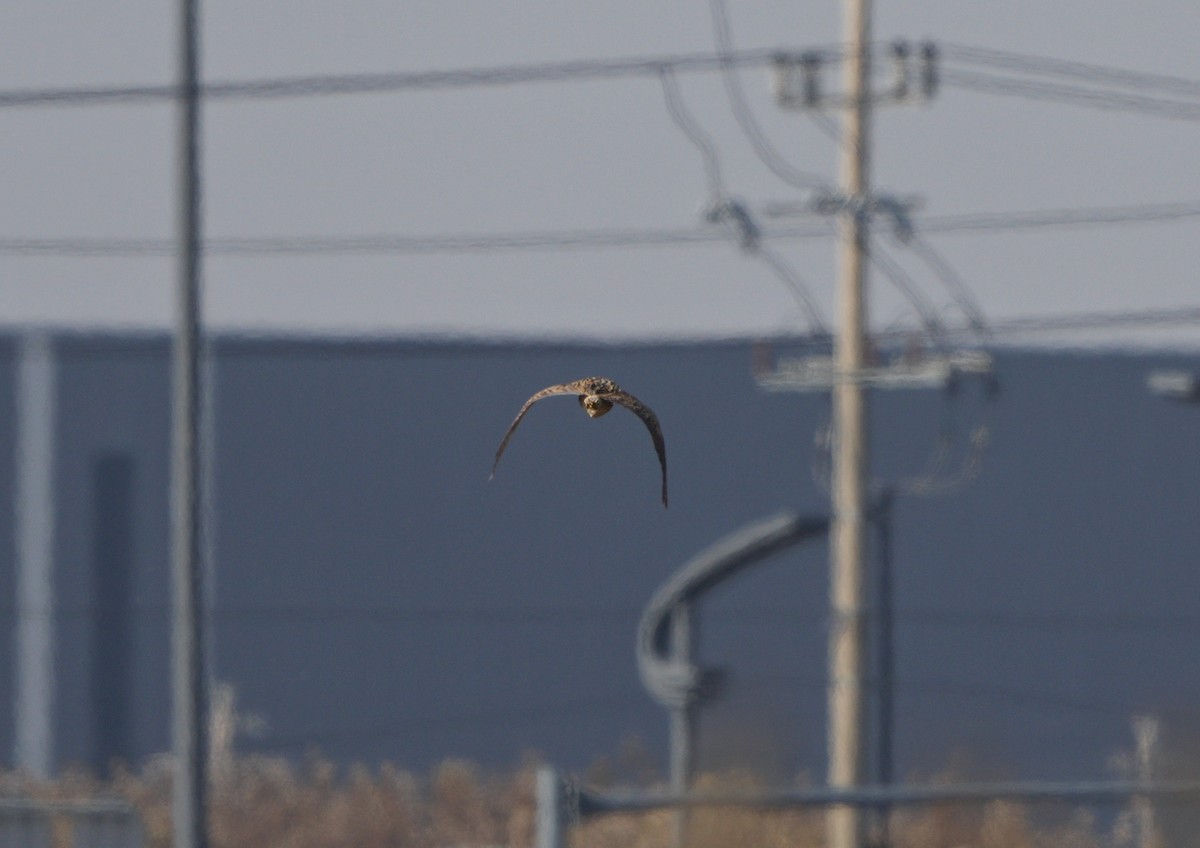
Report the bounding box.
[659,63,828,333]
[708,0,828,189]
[982,305,1200,336]
[738,673,1200,722]
[898,608,1200,633]
[3,199,1199,258]
[941,68,1200,121]
[863,304,1200,344]
[7,40,1199,119]
[916,200,1200,234]
[905,235,990,337]
[751,243,829,335]
[659,67,724,202]
[0,227,782,256]
[866,239,947,339]
[942,42,1200,101]
[0,47,828,109]
[9,600,1200,630]
[935,41,1200,119]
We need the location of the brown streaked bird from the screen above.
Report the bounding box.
[490,376,668,507]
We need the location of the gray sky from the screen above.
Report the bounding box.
[2,1,1199,345]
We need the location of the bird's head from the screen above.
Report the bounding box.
[580,394,613,418]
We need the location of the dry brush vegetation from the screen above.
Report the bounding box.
[0,752,1171,848]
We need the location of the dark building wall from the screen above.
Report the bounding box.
[209,340,818,772]
[52,338,172,771]
[2,335,1199,783]
[0,340,17,761]
[89,450,135,776]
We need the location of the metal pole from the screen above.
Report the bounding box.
[873,490,895,847]
[669,603,694,848]
[1133,716,1161,848]
[172,0,208,845]
[536,766,565,848]
[827,0,872,846]
[14,332,56,778]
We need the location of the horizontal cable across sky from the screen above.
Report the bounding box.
[1,41,1198,116]
[0,46,826,108]
[1,200,1198,256]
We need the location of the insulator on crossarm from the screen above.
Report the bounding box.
[769,53,793,107]
[920,41,939,100]
[889,40,911,102]
[771,51,823,108]
[800,51,822,107]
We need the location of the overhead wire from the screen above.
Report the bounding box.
[867,304,1200,344]
[941,42,1200,101]
[1,26,1198,346]
[3,38,1197,116]
[903,236,990,339]
[934,41,1200,119]
[0,226,818,257]
[916,200,1200,234]
[0,47,824,108]
[864,238,946,341]
[707,0,829,189]
[751,244,828,336]
[940,68,1200,121]
[658,66,725,205]
[13,599,1200,630]
[659,65,828,334]
[900,607,1200,632]
[983,305,1200,336]
[2,199,1199,258]
[4,31,1200,751]
[734,672,1200,721]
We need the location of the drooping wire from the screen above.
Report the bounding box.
[707,0,828,189]
[806,109,842,145]
[903,236,990,341]
[864,238,945,343]
[881,217,995,496]
[658,66,828,335]
[866,235,994,496]
[752,243,829,336]
[658,66,725,205]
[908,239,989,339]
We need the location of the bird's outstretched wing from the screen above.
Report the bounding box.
[490,382,586,479]
[604,390,668,508]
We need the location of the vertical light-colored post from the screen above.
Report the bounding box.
[14,332,56,778]
[173,0,208,845]
[1133,715,1161,848]
[669,603,694,848]
[827,1,872,847]
[536,766,565,848]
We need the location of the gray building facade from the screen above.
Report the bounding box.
[2,333,1199,784]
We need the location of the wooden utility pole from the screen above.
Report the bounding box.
[827,0,872,846]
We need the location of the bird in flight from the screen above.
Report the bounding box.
[491,376,668,507]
